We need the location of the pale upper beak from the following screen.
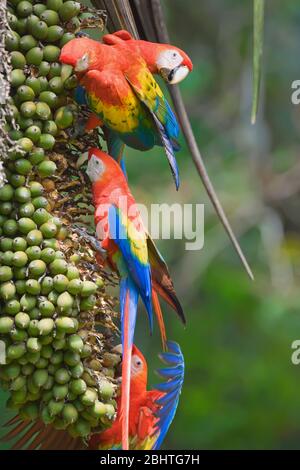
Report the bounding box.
[159,64,190,85]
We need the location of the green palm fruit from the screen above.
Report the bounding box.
[38,318,54,336]
[41,276,53,294]
[99,380,114,400]
[62,403,78,424]
[80,281,97,297]
[39,300,55,317]
[27,337,41,353]
[42,120,58,136]
[64,350,80,367]
[33,369,48,388]
[11,51,26,69]
[4,299,21,315]
[26,47,43,66]
[28,319,40,336]
[15,312,30,329]
[28,259,46,277]
[35,102,52,121]
[6,31,20,51]
[20,101,36,118]
[33,3,47,16]
[11,69,26,87]
[0,266,13,282]
[19,203,35,218]
[69,378,86,396]
[12,237,27,251]
[20,293,36,311]
[40,9,59,26]
[48,399,64,417]
[26,246,42,260]
[16,1,33,18]
[22,364,35,376]
[67,278,82,295]
[59,1,80,21]
[80,388,97,407]
[0,317,14,334]
[43,45,60,62]
[91,400,106,419]
[47,0,63,11]
[37,160,57,177]
[47,25,64,42]
[54,106,74,129]
[7,343,26,361]
[32,196,48,209]
[26,229,43,246]
[53,384,68,401]
[18,217,37,234]
[32,207,50,226]
[12,251,28,267]
[0,281,16,301]
[70,362,84,379]
[19,34,37,52]
[68,334,83,354]
[25,279,41,295]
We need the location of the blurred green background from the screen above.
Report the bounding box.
[2,0,300,450]
[128,0,300,450]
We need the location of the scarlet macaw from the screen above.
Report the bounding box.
[90,341,184,450]
[2,342,184,450]
[86,147,185,449]
[60,34,193,189]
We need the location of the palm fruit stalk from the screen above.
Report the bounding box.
[1,0,120,443]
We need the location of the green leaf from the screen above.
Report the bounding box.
[251,0,265,124]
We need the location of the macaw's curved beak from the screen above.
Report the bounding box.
[160,64,190,85]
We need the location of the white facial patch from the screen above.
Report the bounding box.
[156,49,183,71]
[75,53,90,72]
[131,354,143,376]
[86,154,105,183]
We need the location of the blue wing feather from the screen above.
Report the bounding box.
[108,205,153,332]
[152,341,184,450]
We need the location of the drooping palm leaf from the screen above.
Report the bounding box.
[251,0,265,124]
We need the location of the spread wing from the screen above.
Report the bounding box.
[152,341,185,450]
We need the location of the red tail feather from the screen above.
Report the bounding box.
[152,289,167,350]
[121,291,131,450]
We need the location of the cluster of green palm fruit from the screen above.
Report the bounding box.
[0,0,117,439]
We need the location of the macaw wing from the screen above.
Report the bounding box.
[147,234,185,324]
[125,61,180,141]
[151,341,185,450]
[1,416,84,450]
[81,69,156,151]
[107,204,152,323]
[125,62,180,189]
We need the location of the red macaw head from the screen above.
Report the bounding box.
[60,37,102,72]
[102,30,193,85]
[153,44,193,84]
[86,147,120,183]
[113,343,148,392]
